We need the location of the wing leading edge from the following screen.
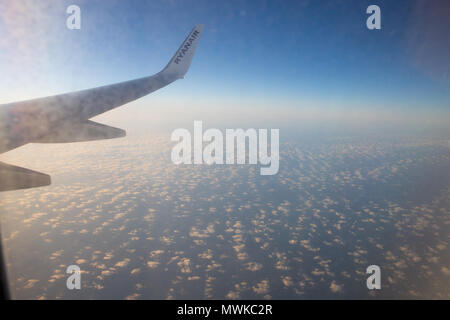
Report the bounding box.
[0,24,204,191]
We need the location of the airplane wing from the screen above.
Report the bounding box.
[0,162,51,192]
[0,24,204,192]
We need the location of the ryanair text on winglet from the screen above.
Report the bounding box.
[174,29,200,64]
[171,121,280,175]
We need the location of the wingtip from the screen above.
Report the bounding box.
[195,24,205,31]
[162,24,204,79]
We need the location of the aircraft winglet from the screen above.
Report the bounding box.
[161,24,204,79]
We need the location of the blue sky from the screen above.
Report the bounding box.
[0,0,449,118]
